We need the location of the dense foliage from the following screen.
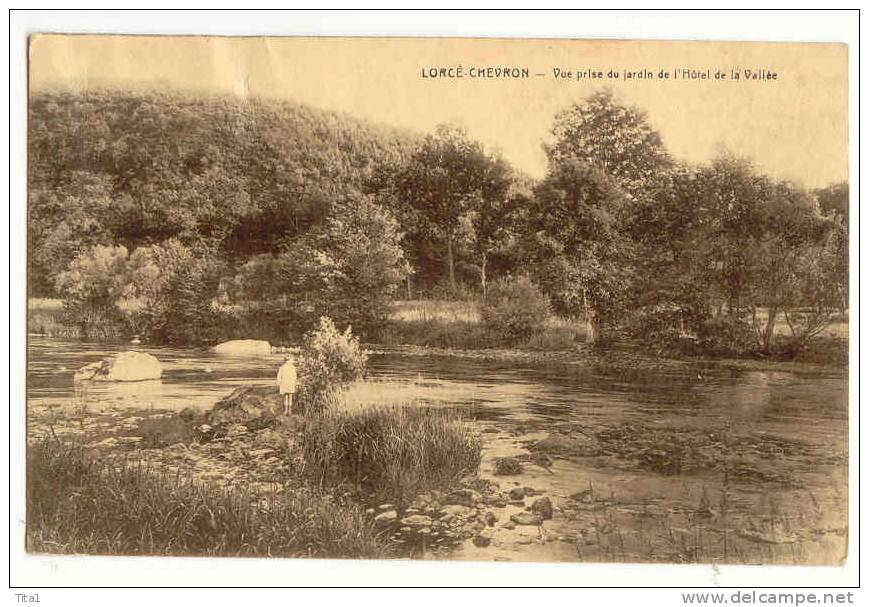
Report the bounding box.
[31,87,848,358]
[29,89,418,297]
[31,89,415,342]
[480,275,551,341]
[295,317,368,414]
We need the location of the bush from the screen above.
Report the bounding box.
[696,316,757,357]
[53,241,227,345]
[480,276,550,341]
[297,405,482,504]
[54,244,131,338]
[295,317,368,414]
[26,441,386,558]
[229,198,408,340]
[622,305,690,355]
[519,326,579,351]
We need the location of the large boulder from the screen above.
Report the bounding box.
[208,385,283,429]
[210,339,272,357]
[74,351,163,382]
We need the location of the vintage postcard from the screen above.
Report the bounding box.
[25,33,849,570]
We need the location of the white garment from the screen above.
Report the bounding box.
[277,361,297,394]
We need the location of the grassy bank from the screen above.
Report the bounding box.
[27,440,387,557]
[27,397,485,556]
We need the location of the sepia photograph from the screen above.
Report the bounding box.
[11,9,858,592]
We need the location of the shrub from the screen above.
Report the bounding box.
[119,240,227,346]
[229,198,408,340]
[622,305,689,355]
[54,244,131,338]
[696,316,757,357]
[53,240,227,345]
[519,326,578,351]
[27,441,385,558]
[297,405,482,504]
[295,317,368,414]
[480,276,550,341]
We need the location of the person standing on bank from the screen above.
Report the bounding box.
[276,355,297,415]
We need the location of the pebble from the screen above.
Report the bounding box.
[473,531,493,547]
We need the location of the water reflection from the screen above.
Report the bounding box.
[27,337,846,451]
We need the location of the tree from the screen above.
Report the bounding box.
[27,172,115,296]
[783,217,847,347]
[546,89,672,198]
[28,89,420,297]
[526,159,633,343]
[625,164,710,329]
[467,154,515,295]
[312,196,409,333]
[645,153,843,354]
[231,196,408,339]
[54,244,131,337]
[394,124,493,291]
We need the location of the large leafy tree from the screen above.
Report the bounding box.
[393,124,499,291]
[467,154,515,295]
[546,89,672,198]
[526,159,633,343]
[631,152,843,352]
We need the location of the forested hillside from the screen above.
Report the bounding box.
[28,89,420,296]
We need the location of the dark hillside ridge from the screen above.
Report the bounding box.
[28,88,421,295]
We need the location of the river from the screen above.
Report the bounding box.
[26,337,848,565]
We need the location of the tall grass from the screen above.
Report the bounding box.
[27,441,387,558]
[297,405,482,504]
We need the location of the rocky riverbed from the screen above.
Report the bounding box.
[26,387,575,558]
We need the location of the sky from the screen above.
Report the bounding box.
[29,35,849,189]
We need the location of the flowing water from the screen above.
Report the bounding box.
[26,337,848,565]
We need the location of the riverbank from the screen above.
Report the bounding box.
[371,340,848,379]
[28,297,848,376]
[26,386,516,558]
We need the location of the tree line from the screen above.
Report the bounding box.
[29,88,848,355]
